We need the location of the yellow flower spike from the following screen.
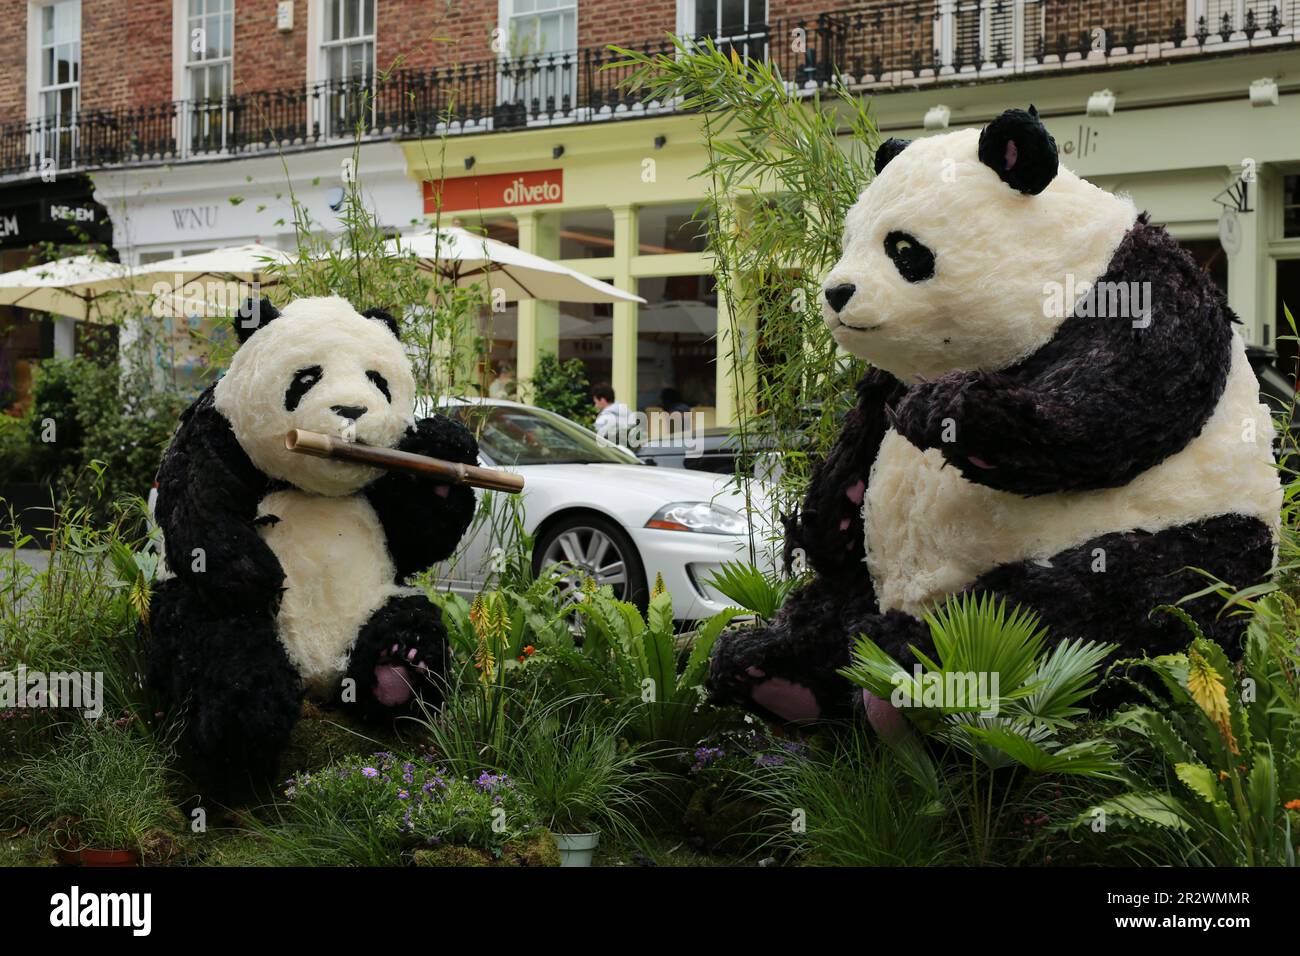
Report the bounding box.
[652,571,666,598]
[1188,648,1239,756]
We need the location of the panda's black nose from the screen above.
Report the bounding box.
[824,283,856,313]
[332,404,367,421]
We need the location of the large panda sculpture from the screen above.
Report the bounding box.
[146,296,478,777]
[709,107,1282,723]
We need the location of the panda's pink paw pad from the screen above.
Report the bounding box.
[751,678,820,723]
[372,663,414,707]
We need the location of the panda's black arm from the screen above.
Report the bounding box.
[787,366,906,583]
[154,385,286,611]
[890,218,1233,496]
[364,414,479,581]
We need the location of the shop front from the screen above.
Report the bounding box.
[0,173,112,413]
[404,113,734,426]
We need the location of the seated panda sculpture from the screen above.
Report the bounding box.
[146,296,478,776]
[709,107,1282,724]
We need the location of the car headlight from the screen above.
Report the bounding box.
[645,501,747,535]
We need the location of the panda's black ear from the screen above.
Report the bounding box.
[978,105,1058,195]
[234,297,280,344]
[361,307,400,338]
[874,138,911,176]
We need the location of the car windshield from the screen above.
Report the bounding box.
[443,404,636,466]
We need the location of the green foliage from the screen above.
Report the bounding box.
[575,586,745,747]
[736,729,961,866]
[25,356,187,521]
[508,704,663,837]
[0,413,37,485]
[264,752,544,865]
[527,352,595,426]
[706,561,798,622]
[3,720,176,853]
[0,493,166,758]
[1076,608,1300,866]
[841,592,1118,862]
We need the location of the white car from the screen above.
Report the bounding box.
[426,397,774,620]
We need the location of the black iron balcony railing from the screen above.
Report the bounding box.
[1,1,1296,179]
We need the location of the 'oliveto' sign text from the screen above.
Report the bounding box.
[423,169,564,214]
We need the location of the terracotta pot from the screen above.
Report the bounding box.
[57,847,140,867]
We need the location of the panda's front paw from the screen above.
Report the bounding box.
[400,415,478,465]
[346,595,448,718]
[892,371,1002,468]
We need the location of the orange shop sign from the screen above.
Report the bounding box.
[424,169,564,214]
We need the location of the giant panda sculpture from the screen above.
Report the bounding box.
[709,107,1282,724]
[146,295,478,777]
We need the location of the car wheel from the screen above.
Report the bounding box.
[534,513,649,610]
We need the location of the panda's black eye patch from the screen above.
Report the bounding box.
[367,370,391,403]
[284,365,323,412]
[884,231,935,283]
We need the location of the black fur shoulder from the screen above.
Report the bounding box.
[154,384,285,611]
[891,216,1234,495]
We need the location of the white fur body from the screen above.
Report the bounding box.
[256,488,408,695]
[864,333,1282,617]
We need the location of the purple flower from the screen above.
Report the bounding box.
[474,771,510,793]
[397,789,410,800]
[361,767,379,778]
[754,753,786,769]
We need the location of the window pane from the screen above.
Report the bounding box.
[695,0,717,35]
[326,0,341,40]
[54,0,77,39]
[364,0,375,35]
[344,0,360,38]
[221,14,232,57]
[57,46,73,83]
[559,299,614,397]
[42,5,54,43]
[636,274,717,412]
[328,46,343,82]
[1284,175,1300,239]
[638,202,710,254]
[42,48,54,86]
[721,0,745,35]
[559,210,615,259]
[457,217,518,246]
[749,0,766,25]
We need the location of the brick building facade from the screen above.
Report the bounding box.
[0,0,868,123]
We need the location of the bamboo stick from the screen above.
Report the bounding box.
[284,429,524,493]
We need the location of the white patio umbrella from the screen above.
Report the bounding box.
[128,243,294,317]
[129,243,293,285]
[384,227,644,304]
[0,255,136,322]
